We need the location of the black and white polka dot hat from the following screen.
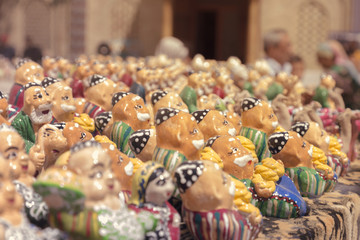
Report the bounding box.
[24,82,42,91]
[0,91,8,100]
[52,122,66,131]
[268,131,289,155]
[129,129,153,154]
[205,135,221,147]
[155,107,180,125]
[112,92,131,106]
[42,77,59,88]
[192,109,210,123]
[89,74,107,87]
[151,90,168,105]
[70,140,101,153]
[241,97,261,112]
[174,160,205,193]
[291,122,310,137]
[15,58,31,69]
[95,111,113,133]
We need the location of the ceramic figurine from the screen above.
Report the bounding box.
[9,59,44,109]
[224,111,242,135]
[151,90,189,116]
[94,111,113,137]
[291,121,349,176]
[153,107,204,172]
[60,121,93,148]
[313,74,345,109]
[0,91,10,125]
[179,85,197,113]
[239,97,278,161]
[11,82,53,153]
[128,161,180,240]
[271,94,291,130]
[268,131,337,197]
[42,56,59,78]
[42,77,76,122]
[174,160,262,240]
[205,135,307,218]
[34,141,144,239]
[192,109,236,141]
[110,92,151,156]
[129,129,157,162]
[29,123,68,171]
[84,74,117,111]
[71,62,94,98]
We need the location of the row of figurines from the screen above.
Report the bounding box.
[0,57,357,239]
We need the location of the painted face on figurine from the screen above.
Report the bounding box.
[174,160,234,212]
[320,74,336,89]
[42,57,58,78]
[291,121,330,154]
[225,112,241,135]
[112,92,151,131]
[15,59,44,85]
[241,97,278,135]
[130,162,174,207]
[92,62,109,76]
[0,92,8,119]
[38,123,68,169]
[155,108,204,160]
[129,129,157,162]
[68,141,118,207]
[101,142,134,192]
[84,75,117,111]
[22,83,53,125]
[192,109,236,141]
[63,122,93,148]
[268,131,313,169]
[151,90,189,115]
[0,125,36,180]
[76,63,94,80]
[42,77,76,122]
[207,135,254,180]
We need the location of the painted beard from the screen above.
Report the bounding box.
[30,103,53,124]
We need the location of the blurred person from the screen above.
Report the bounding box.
[263,29,293,76]
[23,36,42,64]
[289,54,305,79]
[155,36,189,60]
[0,34,15,61]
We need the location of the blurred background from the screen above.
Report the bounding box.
[0,0,360,82]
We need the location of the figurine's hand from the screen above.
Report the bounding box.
[29,145,45,171]
[249,211,262,226]
[253,180,274,199]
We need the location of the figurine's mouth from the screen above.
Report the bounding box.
[7,198,15,204]
[233,154,253,167]
[108,184,114,190]
[42,110,50,115]
[21,165,28,171]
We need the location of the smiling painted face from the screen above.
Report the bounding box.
[207,135,254,180]
[112,92,151,131]
[23,83,53,126]
[193,109,236,141]
[268,131,313,169]
[68,141,120,209]
[241,97,278,135]
[0,126,35,185]
[155,108,204,160]
[174,160,234,212]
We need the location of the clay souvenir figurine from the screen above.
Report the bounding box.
[34,141,144,239]
[192,109,236,141]
[71,62,94,98]
[0,91,10,125]
[268,131,337,197]
[129,129,157,162]
[174,160,262,240]
[179,85,198,113]
[11,82,53,152]
[224,111,242,135]
[84,74,117,112]
[29,123,68,171]
[9,59,44,109]
[271,94,292,130]
[95,111,113,137]
[313,74,345,109]
[62,121,93,148]
[128,161,180,240]
[41,77,76,122]
[153,107,204,172]
[42,56,59,78]
[110,92,151,156]
[205,135,307,218]
[291,121,349,176]
[151,90,189,116]
[239,97,278,161]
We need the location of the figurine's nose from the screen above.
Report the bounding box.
[4,181,16,196]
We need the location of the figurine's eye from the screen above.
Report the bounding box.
[62,96,69,101]
[190,128,198,135]
[90,171,103,179]
[35,73,41,77]
[37,93,43,99]
[80,132,86,140]
[321,131,324,137]
[228,147,238,155]
[223,120,229,125]
[176,102,182,107]
[269,113,274,119]
[117,156,123,165]
[302,142,306,148]
[135,105,143,110]
[222,173,227,185]
[156,179,166,186]
[7,151,17,160]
